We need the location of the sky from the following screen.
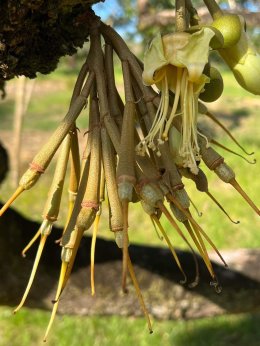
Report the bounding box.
[92,0,139,39]
[93,0,121,20]
[92,0,260,39]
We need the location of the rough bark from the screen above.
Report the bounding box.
[0,204,259,320]
[0,0,101,81]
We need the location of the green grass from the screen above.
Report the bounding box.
[220,70,260,99]
[0,307,259,346]
[1,56,123,132]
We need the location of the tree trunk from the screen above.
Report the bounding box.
[12,76,35,186]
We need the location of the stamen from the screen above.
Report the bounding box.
[91,210,101,296]
[61,232,83,293]
[14,234,48,313]
[163,67,182,139]
[189,197,203,217]
[179,73,200,175]
[137,75,169,153]
[122,200,129,293]
[152,215,187,284]
[230,179,260,216]
[0,186,24,216]
[190,214,227,267]
[210,279,222,294]
[206,111,254,155]
[157,201,200,285]
[198,130,210,148]
[183,220,214,281]
[43,261,68,342]
[150,215,163,241]
[167,193,227,267]
[150,80,168,143]
[211,139,256,164]
[127,252,153,333]
[206,191,240,224]
[21,229,41,257]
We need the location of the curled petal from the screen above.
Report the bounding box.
[162,32,190,65]
[143,34,168,85]
[176,28,215,83]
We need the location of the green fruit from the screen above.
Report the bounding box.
[233,53,260,95]
[199,66,223,102]
[217,16,260,96]
[211,14,242,48]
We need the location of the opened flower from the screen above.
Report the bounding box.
[137,28,215,174]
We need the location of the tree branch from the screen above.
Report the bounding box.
[0,1,101,80]
[138,8,260,30]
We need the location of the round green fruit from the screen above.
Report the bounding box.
[199,67,224,103]
[211,14,242,48]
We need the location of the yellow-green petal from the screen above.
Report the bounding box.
[176,28,215,83]
[142,34,168,85]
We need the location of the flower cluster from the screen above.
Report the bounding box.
[0,1,259,341]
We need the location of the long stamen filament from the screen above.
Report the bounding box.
[157,201,200,285]
[122,200,129,293]
[91,211,101,296]
[211,139,256,164]
[0,186,24,216]
[167,194,227,267]
[163,67,182,139]
[152,215,187,284]
[127,252,153,333]
[14,234,48,313]
[184,221,215,280]
[205,111,254,156]
[206,191,240,224]
[150,216,163,241]
[190,215,227,267]
[137,75,169,153]
[230,179,260,216]
[189,197,203,217]
[21,229,41,257]
[43,261,68,342]
[179,72,200,174]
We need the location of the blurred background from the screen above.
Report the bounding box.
[0,1,260,345]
